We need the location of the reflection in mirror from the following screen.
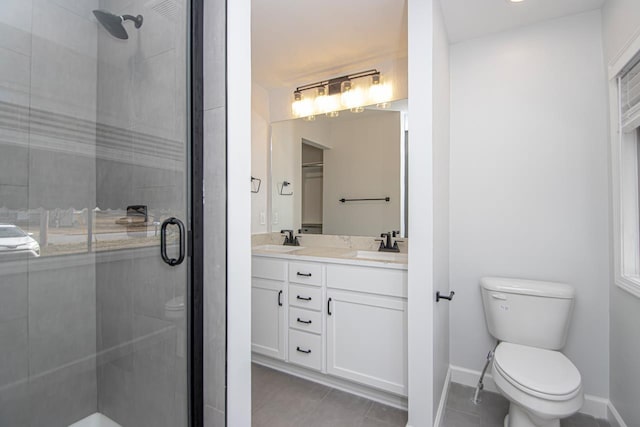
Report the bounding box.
[270,101,407,238]
[0,206,183,259]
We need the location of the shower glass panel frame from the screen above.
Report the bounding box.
[0,0,211,425]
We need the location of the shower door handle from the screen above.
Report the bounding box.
[161,217,186,266]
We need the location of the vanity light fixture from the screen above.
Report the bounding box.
[291,69,393,119]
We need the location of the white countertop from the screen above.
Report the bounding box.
[252,246,408,270]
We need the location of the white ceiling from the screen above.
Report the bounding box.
[441,0,605,44]
[251,0,606,90]
[251,0,408,89]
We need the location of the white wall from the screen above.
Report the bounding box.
[450,10,610,399]
[226,0,252,424]
[270,119,330,232]
[602,0,640,64]
[252,83,270,234]
[407,0,435,425]
[601,1,640,425]
[323,112,401,236]
[432,0,450,420]
[270,120,303,231]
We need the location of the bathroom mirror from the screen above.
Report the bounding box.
[269,100,408,237]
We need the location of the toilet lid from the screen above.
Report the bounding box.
[494,342,581,397]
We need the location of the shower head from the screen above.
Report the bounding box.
[93,9,143,40]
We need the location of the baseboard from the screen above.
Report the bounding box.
[450,364,499,393]
[252,353,408,410]
[581,394,609,419]
[607,401,628,427]
[433,367,451,427]
[449,365,609,419]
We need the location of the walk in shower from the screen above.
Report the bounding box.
[0,0,212,425]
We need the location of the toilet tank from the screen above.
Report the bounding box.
[480,277,575,350]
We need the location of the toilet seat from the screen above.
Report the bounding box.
[492,342,584,424]
[493,342,582,401]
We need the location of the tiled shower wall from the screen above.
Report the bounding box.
[95,251,187,427]
[94,0,190,426]
[203,0,227,425]
[0,0,99,426]
[1,0,200,426]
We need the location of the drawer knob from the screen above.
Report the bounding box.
[296,295,312,301]
[296,272,312,277]
[296,346,311,354]
[297,318,312,324]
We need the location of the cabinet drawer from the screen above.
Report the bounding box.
[252,257,287,281]
[288,329,322,371]
[289,284,322,311]
[288,262,322,286]
[326,264,407,298]
[289,307,321,334]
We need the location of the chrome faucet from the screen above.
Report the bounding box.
[281,229,300,246]
[376,231,403,252]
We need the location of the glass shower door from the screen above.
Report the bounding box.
[0,0,195,426]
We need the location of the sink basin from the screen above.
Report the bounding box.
[252,244,304,253]
[349,250,408,263]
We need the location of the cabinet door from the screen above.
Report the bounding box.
[251,278,285,360]
[326,290,407,396]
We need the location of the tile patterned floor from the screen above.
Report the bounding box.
[251,363,408,427]
[251,364,611,427]
[443,383,612,427]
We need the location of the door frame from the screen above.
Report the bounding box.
[225,0,437,426]
[190,0,205,425]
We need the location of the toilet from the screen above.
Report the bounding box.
[480,277,584,427]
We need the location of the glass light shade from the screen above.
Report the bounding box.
[369,81,392,105]
[314,94,328,113]
[291,98,302,116]
[341,86,365,110]
[316,94,341,114]
[292,97,314,118]
[292,73,392,118]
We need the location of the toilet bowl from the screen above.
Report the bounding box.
[479,277,584,427]
[492,342,583,427]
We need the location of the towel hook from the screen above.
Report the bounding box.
[436,291,455,302]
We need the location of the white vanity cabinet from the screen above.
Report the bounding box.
[251,258,287,360]
[287,261,324,371]
[326,264,408,396]
[251,254,408,398]
[326,290,407,395]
